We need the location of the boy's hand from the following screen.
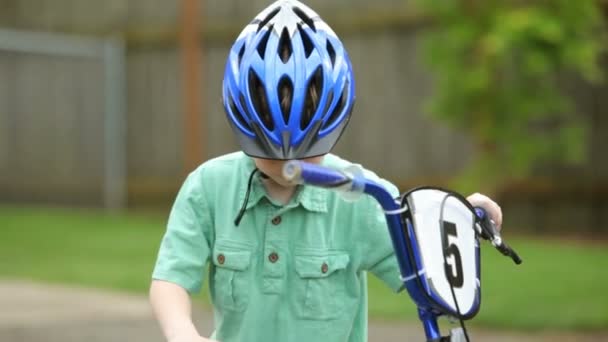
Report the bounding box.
[466,193,502,231]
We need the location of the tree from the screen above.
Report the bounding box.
[417,0,605,193]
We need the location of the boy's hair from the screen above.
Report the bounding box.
[252,43,320,131]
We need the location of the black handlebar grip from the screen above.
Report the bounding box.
[504,243,523,265]
[475,208,522,265]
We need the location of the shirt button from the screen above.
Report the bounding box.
[217,254,225,265]
[268,252,279,263]
[271,216,282,225]
[321,262,329,274]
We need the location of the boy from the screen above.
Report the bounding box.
[150,1,502,341]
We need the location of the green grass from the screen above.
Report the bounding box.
[0,205,164,293]
[368,238,608,331]
[1,205,607,331]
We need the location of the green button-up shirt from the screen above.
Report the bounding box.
[152,152,403,342]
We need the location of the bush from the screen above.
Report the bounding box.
[417,0,605,192]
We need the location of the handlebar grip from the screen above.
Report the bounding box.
[283,161,366,202]
[283,160,351,187]
[474,207,523,265]
[498,242,523,265]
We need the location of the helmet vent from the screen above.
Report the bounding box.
[278,28,292,63]
[238,93,250,117]
[297,24,315,58]
[257,8,280,33]
[323,81,348,129]
[238,44,246,66]
[229,95,251,130]
[278,76,293,125]
[249,69,275,131]
[257,25,273,59]
[326,40,336,67]
[293,6,316,32]
[301,66,323,130]
[322,90,334,116]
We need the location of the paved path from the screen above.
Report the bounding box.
[0,281,605,342]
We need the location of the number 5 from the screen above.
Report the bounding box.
[442,221,464,288]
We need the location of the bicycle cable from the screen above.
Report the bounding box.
[439,193,471,342]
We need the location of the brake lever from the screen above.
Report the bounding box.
[474,208,523,265]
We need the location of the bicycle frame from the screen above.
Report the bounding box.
[283,160,521,342]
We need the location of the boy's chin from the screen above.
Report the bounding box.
[262,174,296,188]
[271,177,296,188]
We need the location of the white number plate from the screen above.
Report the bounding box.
[406,188,480,316]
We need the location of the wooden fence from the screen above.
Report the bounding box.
[0,0,606,232]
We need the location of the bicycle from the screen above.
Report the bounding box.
[282,161,522,342]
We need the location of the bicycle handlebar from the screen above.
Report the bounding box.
[283,159,362,190]
[283,160,522,341]
[284,160,523,266]
[474,208,522,265]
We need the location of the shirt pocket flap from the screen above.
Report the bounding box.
[212,247,252,271]
[295,253,350,278]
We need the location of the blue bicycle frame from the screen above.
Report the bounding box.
[283,160,521,342]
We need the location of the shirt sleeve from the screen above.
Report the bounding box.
[152,170,212,294]
[364,202,403,293]
[360,179,404,293]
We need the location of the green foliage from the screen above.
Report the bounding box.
[416,0,605,192]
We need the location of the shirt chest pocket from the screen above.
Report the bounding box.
[293,251,352,320]
[211,242,253,312]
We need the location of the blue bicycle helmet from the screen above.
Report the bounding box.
[222,0,356,160]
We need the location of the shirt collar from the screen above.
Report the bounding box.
[238,156,328,213]
[297,185,328,213]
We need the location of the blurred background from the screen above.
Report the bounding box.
[1,0,607,341]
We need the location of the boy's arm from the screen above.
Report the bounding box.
[150,280,214,341]
[150,170,215,341]
[361,199,404,293]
